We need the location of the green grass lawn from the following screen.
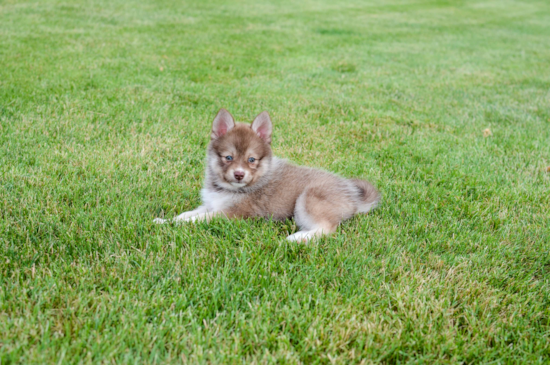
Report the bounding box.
[1,0,550,363]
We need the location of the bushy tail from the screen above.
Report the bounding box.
[350,178,381,213]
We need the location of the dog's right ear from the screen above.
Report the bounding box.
[251,111,272,144]
[211,109,235,140]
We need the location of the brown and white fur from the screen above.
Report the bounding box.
[154,109,381,242]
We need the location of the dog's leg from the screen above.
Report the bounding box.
[179,210,224,223]
[154,206,209,224]
[286,228,330,242]
[287,187,354,243]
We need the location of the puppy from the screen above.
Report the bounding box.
[154,109,381,242]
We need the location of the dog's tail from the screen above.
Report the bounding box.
[350,178,381,214]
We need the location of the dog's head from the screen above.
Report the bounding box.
[207,109,273,190]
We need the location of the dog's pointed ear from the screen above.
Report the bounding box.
[251,111,272,144]
[211,109,235,140]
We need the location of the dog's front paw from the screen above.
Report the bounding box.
[176,216,198,224]
[174,214,209,224]
[153,218,168,224]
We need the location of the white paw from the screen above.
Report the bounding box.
[174,216,195,224]
[153,218,168,224]
[286,231,315,243]
[170,216,198,225]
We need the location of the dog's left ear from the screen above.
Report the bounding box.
[211,108,235,140]
[251,111,272,144]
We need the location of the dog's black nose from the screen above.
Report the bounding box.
[234,171,245,181]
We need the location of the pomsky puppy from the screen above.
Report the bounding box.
[154,109,381,242]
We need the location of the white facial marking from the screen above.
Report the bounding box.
[231,182,246,188]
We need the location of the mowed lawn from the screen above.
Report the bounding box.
[1,0,550,363]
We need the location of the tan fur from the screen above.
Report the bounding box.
[154,109,381,242]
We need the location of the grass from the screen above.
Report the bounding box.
[1,0,550,363]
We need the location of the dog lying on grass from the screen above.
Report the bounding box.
[154,109,380,242]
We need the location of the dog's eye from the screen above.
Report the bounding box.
[248,157,256,163]
[225,156,233,161]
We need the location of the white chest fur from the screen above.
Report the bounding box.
[201,188,241,212]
